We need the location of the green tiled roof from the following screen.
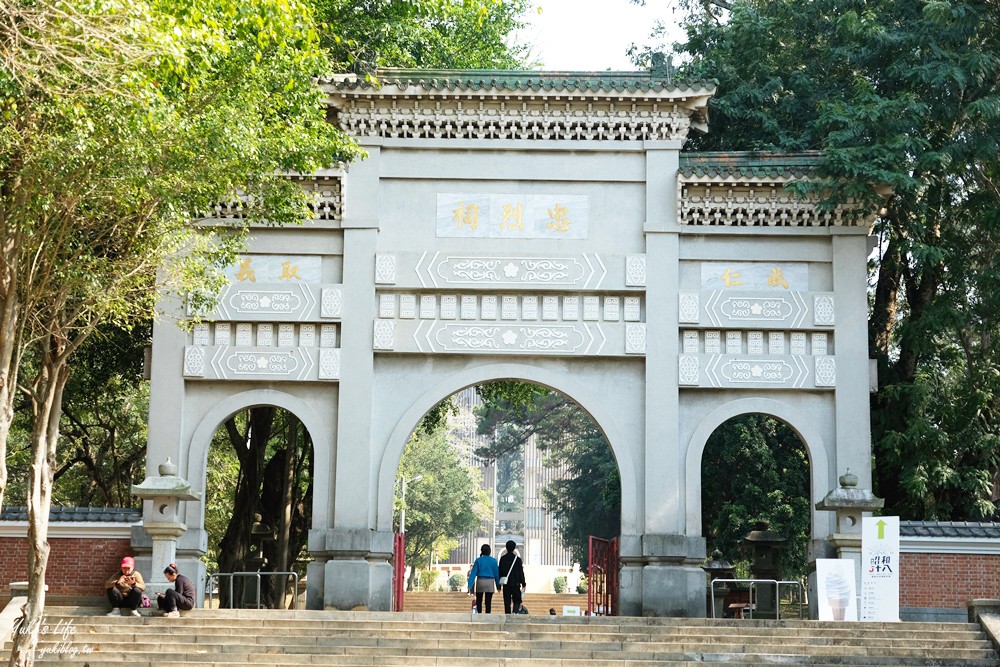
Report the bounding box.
[679,152,821,179]
[325,68,716,95]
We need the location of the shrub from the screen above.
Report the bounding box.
[576,576,588,594]
[553,576,567,594]
[419,571,440,592]
[448,574,464,592]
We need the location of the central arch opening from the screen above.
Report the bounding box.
[393,380,622,610]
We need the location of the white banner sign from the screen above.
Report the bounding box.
[816,558,857,621]
[861,516,900,622]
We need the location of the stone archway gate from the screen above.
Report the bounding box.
[143,68,878,617]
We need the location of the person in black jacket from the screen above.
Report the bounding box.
[157,563,195,618]
[498,540,526,614]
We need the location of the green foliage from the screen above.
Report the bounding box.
[418,570,440,591]
[396,424,491,589]
[475,382,620,568]
[314,0,534,73]
[674,0,1000,520]
[701,415,811,579]
[552,576,566,594]
[576,576,588,595]
[448,573,464,591]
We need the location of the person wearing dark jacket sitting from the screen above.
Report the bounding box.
[498,540,526,614]
[105,556,145,616]
[157,563,195,618]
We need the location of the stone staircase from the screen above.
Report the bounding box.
[2,606,999,666]
[404,591,590,615]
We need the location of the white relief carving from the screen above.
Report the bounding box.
[193,323,209,347]
[183,346,206,377]
[723,359,792,383]
[278,324,295,348]
[520,327,569,350]
[603,297,620,322]
[300,324,316,347]
[747,331,764,355]
[501,296,518,320]
[626,254,647,287]
[321,288,342,318]
[453,259,501,281]
[481,296,498,320]
[320,324,337,348]
[227,289,300,315]
[679,292,700,323]
[373,320,395,350]
[420,295,436,319]
[678,354,699,384]
[624,297,641,322]
[502,330,518,345]
[563,296,579,321]
[679,183,866,228]
[440,295,457,320]
[542,296,559,321]
[375,254,397,284]
[399,295,416,319]
[705,331,721,355]
[214,323,232,346]
[522,259,571,283]
[522,296,538,321]
[503,263,519,278]
[235,323,253,347]
[379,293,396,319]
[768,332,785,355]
[721,297,791,320]
[583,296,600,321]
[626,323,646,355]
[815,356,837,386]
[726,331,742,355]
[683,331,699,354]
[460,296,477,320]
[812,333,828,356]
[814,294,835,326]
[256,324,273,348]
[790,332,807,356]
[451,326,500,350]
[318,349,341,380]
[224,351,302,377]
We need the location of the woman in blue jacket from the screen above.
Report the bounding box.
[467,543,500,613]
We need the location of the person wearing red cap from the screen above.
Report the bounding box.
[105,556,145,616]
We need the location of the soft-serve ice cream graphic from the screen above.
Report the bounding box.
[824,570,853,620]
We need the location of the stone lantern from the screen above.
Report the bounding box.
[701,549,736,618]
[131,458,200,595]
[742,520,786,618]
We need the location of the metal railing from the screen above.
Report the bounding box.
[709,578,804,620]
[206,571,300,610]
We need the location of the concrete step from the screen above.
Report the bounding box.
[3,607,996,666]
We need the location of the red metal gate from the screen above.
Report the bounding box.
[392,533,405,612]
[587,535,619,616]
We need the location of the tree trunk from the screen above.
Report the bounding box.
[7,352,70,667]
[0,222,21,514]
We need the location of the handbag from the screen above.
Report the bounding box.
[500,555,518,586]
[141,594,151,608]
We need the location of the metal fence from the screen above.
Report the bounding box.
[206,571,300,610]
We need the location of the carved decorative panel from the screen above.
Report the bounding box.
[624,297,641,322]
[682,331,699,355]
[542,296,559,321]
[436,194,589,240]
[425,323,605,355]
[320,324,337,349]
[705,331,721,355]
[416,252,606,290]
[278,324,295,348]
[256,323,273,348]
[626,254,647,287]
[193,323,210,347]
[814,295,835,326]
[461,296,477,320]
[812,333,829,356]
[318,349,341,380]
[183,346,206,378]
[373,320,395,350]
[321,288,342,319]
[679,292,700,324]
[583,297,600,321]
[375,254,397,285]
[235,323,253,347]
[815,356,837,387]
[481,296,497,320]
[625,324,646,355]
[379,293,396,319]
[214,323,232,346]
[768,332,785,355]
[563,296,579,321]
[399,295,416,319]
[522,296,538,321]
[501,296,518,320]
[747,331,764,355]
[420,295,436,319]
[440,295,457,320]
[678,355,700,385]
[603,297,620,322]
[300,324,316,347]
[790,332,807,356]
[726,331,742,355]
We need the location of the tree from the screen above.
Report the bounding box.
[672,0,1000,520]
[475,383,620,567]
[1,0,356,661]
[396,425,489,591]
[700,415,811,579]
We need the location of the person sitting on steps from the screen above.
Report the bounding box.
[105,556,145,617]
[157,563,195,618]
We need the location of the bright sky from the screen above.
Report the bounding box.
[516,0,687,71]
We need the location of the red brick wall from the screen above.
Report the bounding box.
[900,552,1000,608]
[1,536,132,597]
